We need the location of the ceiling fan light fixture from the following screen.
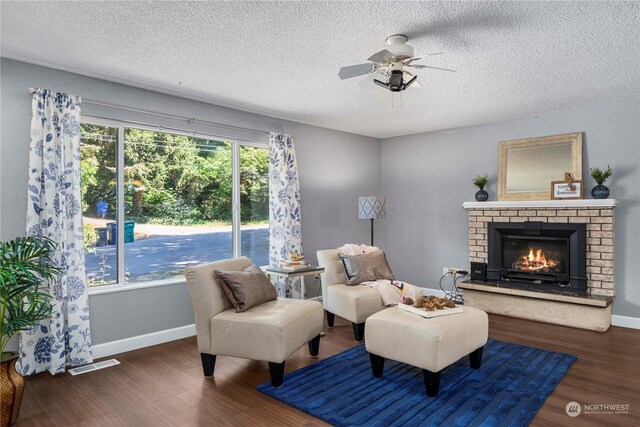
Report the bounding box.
[402,75,418,90]
[389,70,404,91]
[374,70,417,92]
[373,79,389,89]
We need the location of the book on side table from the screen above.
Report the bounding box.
[279,260,311,271]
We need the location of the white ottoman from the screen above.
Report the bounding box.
[365,305,489,396]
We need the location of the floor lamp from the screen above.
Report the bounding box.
[358,196,387,246]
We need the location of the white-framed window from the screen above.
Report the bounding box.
[80,117,269,292]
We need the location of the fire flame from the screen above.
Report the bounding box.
[514,247,559,272]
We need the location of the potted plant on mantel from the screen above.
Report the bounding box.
[590,165,613,199]
[1,236,58,427]
[473,174,489,202]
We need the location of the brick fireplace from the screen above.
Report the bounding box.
[461,200,616,331]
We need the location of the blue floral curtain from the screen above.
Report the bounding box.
[19,89,93,375]
[269,133,302,297]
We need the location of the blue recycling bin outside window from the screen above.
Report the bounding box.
[96,201,109,218]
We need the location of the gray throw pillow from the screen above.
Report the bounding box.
[339,251,394,285]
[215,264,277,312]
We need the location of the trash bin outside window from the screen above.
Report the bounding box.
[124,221,135,243]
[106,222,117,245]
[106,221,135,245]
[96,227,108,247]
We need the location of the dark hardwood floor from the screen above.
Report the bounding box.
[15,314,640,426]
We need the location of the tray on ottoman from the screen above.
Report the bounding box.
[398,303,463,318]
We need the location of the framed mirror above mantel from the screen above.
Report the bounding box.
[498,132,583,201]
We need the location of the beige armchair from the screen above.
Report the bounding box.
[316,249,386,341]
[185,256,324,387]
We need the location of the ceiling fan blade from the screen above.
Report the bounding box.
[367,49,395,63]
[404,53,444,64]
[407,64,456,72]
[338,63,375,80]
[411,79,422,88]
[422,65,456,72]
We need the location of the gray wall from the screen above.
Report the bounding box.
[0,58,382,345]
[282,119,383,297]
[2,56,637,351]
[381,101,640,318]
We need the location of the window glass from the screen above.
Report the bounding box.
[80,122,267,287]
[80,124,119,286]
[239,146,269,265]
[123,128,233,283]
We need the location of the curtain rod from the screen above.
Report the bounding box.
[28,87,271,136]
[81,113,266,145]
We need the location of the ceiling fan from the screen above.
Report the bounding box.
[338,34,454,92]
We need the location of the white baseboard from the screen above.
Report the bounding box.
[612,315,640,329]
[422,288,639,330]
[91,324,196,359]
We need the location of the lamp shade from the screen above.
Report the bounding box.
[358,196,387,219]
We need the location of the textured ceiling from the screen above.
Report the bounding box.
[1,1,639,138]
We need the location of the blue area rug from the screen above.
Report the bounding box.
[257,339,576,426]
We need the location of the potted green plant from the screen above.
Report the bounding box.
[590,165,613,199]
[473,174,489,202]
[1,236,58,427]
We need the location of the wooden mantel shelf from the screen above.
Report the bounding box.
[463,199,617,209]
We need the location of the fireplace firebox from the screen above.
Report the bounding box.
[487,221,587,295]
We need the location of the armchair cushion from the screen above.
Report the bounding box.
[339,251,394,285]
[325,284,384,324]
[211,298,323,363]
[215,264,277,312]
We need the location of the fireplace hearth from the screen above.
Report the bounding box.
[487,221,587,295]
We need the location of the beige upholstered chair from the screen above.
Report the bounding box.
[185,256,324,387]
[316,249,386,341]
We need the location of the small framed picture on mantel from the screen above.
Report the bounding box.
[551,180,583,200]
